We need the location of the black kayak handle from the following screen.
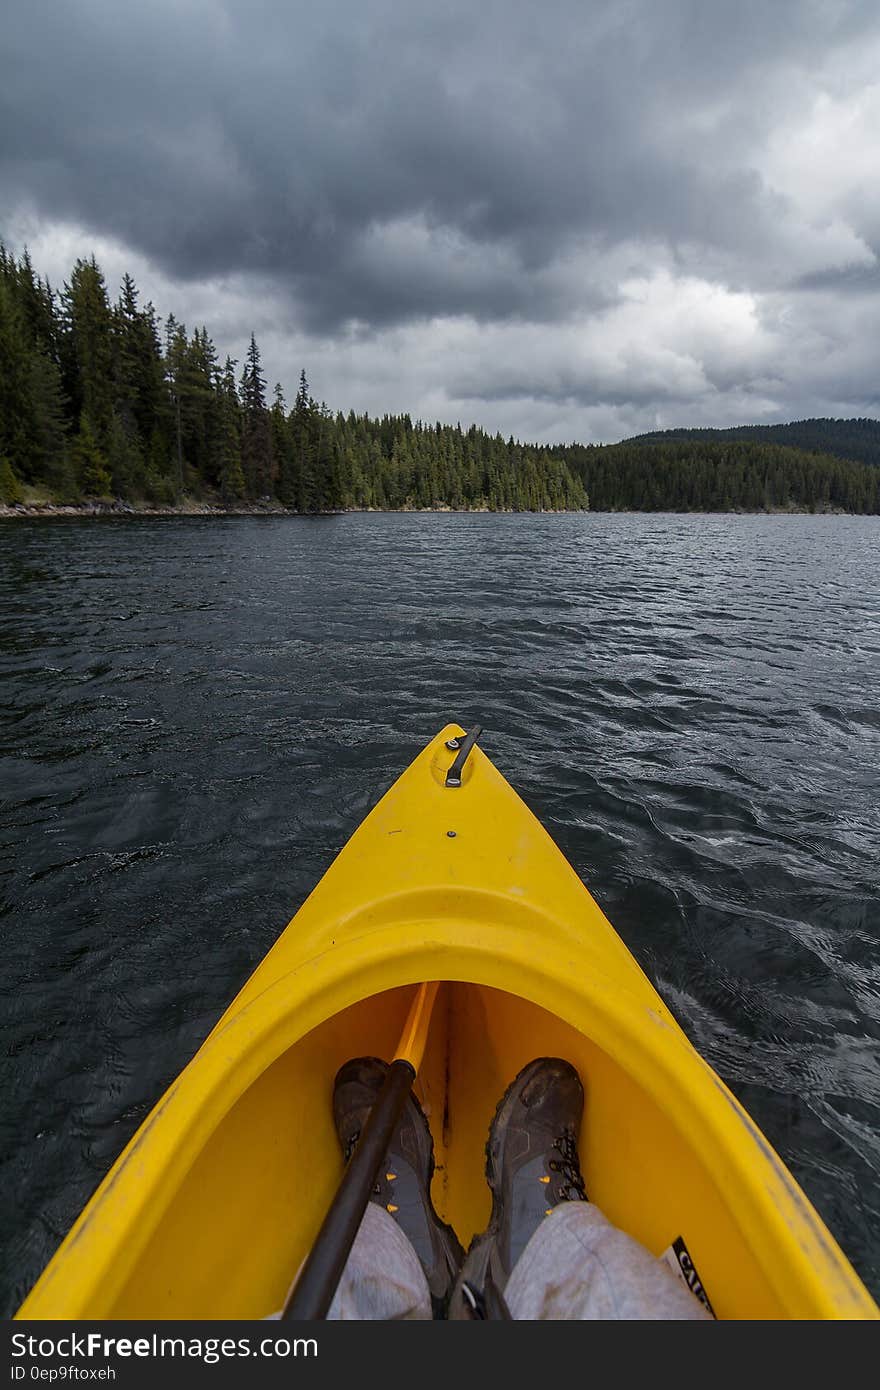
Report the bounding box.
[445,725,482,787]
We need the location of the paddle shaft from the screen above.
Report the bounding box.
[282,1058,416,1320]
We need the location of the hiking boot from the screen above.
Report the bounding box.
[453,1057,588,1315]
[333,1056,464,1314]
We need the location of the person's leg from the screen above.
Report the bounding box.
[272,1058,459,1320]
[330,1057,462,1317]
[327,1201,432,1320]
[503,1201,710,1320]
[269,1202,432,1321]
[452,1058,710,1320]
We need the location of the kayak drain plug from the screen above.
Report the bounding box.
[447,830,457,838]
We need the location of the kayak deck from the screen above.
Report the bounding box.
[17,726,878,1320]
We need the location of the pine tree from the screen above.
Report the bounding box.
[0,274,38,479]
[106,408,144,496]
[218,357,245,501]
[270,383,292,506]
[62,257,114,445]
[289,369,315,511]
[163,315,189,497]
[112,274,164,480]
[239,334,273,498]
[0,256,70,493]
[73,412,111,496]
[0,456,24,504]
[28,347,71,495]
[313,401,340,511]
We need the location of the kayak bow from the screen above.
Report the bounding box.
[17,725,878,1320]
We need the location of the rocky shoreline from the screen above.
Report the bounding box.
[0,500,580,519]
[0,499,299,519]
[1,500,854,519]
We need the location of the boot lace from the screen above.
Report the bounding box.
[344,1128,385,1197]
[549,1128,587,1201]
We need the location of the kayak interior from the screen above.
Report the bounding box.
[98,981,763,1320]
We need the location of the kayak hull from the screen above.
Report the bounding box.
[17,727,878,1320]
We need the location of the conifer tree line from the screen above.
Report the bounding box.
[555,439,880,513]
[626,419,880,470]
[1,242,878,514]
[0,245,585,512]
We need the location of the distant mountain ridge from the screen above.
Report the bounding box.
[622,418,880,469]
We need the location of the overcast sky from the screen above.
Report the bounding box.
[3,0,879,443]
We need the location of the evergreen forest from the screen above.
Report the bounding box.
[2,244,878,514]
[625,419,880,470]
[556,439,880,513]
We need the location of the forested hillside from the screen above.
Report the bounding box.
[0,246,585,513]
[624,419,880,470]
[555,440,880,513]
[2,243,879,514]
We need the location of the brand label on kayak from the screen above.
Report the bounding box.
[662,1235,715,1317]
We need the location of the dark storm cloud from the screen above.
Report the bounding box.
[794,264,880,294]
[2,0,876,330]
[3,1,880,437]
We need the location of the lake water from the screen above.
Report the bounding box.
[2,511,879,1312]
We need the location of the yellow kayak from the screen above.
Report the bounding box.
[17,725,878,1320]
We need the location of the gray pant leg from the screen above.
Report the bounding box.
[504,1202,712,1320]
[327,1201,433,1320]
